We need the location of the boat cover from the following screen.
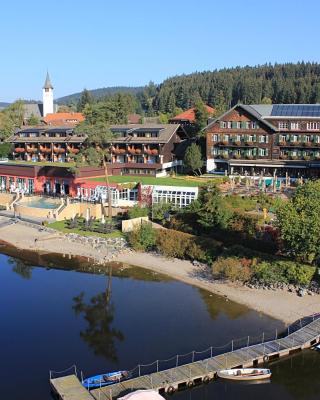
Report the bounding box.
[118,389,164,400]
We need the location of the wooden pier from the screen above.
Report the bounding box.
[50,315,320,400]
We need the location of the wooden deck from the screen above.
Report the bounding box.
[50,316,320,400]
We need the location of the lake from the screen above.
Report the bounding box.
[0,248,319,400]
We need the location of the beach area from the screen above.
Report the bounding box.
[0,216,318,325]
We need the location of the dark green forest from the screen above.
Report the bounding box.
[153,62,320,114]
[62,62,320,117]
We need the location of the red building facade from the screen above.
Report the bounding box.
[0,164,107,197]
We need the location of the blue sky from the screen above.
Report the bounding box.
[1,0,320,102]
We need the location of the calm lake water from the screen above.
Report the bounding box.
[0,248,319,400]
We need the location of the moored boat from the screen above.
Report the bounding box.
[217,368,271,381]
[82,370,129,389]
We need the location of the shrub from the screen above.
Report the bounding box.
[152,202,173,222]
[280,262,316,286]
[252,261,288,284]
[127,205,149,219]
[127,223,156,251]
[228,212,258,236]
[155,229,222,263]
[212,257,253,282]
[155,229,189,259]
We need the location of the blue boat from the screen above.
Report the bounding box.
[82,370,129,389]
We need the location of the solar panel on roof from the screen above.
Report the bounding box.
[271,104,320,117]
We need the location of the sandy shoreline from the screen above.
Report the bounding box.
[0,216,318,324]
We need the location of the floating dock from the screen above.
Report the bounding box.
[50,315,320,400]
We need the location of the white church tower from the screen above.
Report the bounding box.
[42,72,54,117]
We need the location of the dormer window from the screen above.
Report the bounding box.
[278,122,289,129]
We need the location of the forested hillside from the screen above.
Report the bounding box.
[152,63,320,115]
[57,86,144,105]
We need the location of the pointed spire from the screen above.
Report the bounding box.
[43,71,53,90]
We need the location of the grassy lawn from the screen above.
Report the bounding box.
[88,175,212,187]
[48,220,123,239]
[8,160,75,168]
[223,195,258,212]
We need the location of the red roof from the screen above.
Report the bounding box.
[170,106,215,122]
[43,112,85,125]
[127,113,141,124]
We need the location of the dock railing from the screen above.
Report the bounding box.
[121,313,320,380]
[50,364,78,380]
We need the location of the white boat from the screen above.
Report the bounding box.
[217,368,271,381]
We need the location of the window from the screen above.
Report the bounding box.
[251,122,258,129]
[245,121,251,129]
[307,122,320,130]
[258,148,268,157]
[227,121,232,129]
[278,122,289,129]
[279,135,286,143]
[290,135,298,143]
[212,134,219,142]
[220,121,227,128]
[290,122,300,130]
[212,148,218,155]
[231,121,241,129]
[259,135,266,143]
[223,134,230,142]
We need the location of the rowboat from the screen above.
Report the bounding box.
[82,370,129,389]
[217,368,271,381]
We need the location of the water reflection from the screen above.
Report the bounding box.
[199,288,249,320]
[9,257,33,279]
[72,266,124,362]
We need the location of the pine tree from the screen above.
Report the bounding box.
[77,89,93,112]
[184,143,203,175]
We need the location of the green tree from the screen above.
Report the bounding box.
[0,143,12,158]
[261,96,272,104]
[194,100,209,134]
[74,122,116,217]
[158,113,169,124]
[77,88,94,112]
[184,143,203,175]
[27,113,40,125]
[0,100,25,139]
[275,180,320,263]
[127,223,156,251]
[127,205,149,219]
[192,183,232,230]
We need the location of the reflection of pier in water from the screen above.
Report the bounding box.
[50,315,320,400]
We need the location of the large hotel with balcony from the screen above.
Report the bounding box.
[206,104,320,177]
[108,124,187,176]
[8,127,86,163]
[7,123,187,176]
